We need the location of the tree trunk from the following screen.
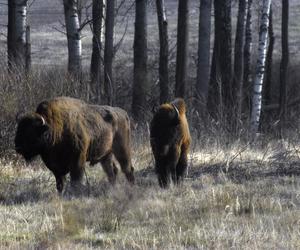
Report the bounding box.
[260,6,274,129]
[264,6,274,107]
[25,25,31,74]
[207,0,222,118]
[233,0,247,130]
[7,0,16,72]
[208,0,232,123]
[220,0,232,124]
[77,0,82,24]
[90,0,104,103]
[250,0,272,138]
[132,0,148,121]
[243,0,253,114]
[7,0,28,73]
[175,0,189,98]
[156,0,169,104]
[63,0,82,77]
[207,44,220,117]
[104,0,115,105]
[279,0,289,134]
[196,0,212,111]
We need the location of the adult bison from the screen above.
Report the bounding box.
[15,97,135,193]
[150,98,191,188]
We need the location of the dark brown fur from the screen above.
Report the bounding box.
[15,97,134,193]
[150,98,191,188]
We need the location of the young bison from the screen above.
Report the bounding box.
[150,98,191,188]
[15,97,135,193]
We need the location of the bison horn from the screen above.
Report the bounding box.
[40,116,46,126]
[172,104,179,119]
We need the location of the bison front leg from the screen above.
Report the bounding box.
[54,174,66,194]
[69,154,85,193]
[175,148,188,184]
[155,155,176,188]
[169,147,181,186]
[156,161,170,188]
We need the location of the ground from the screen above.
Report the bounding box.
[0,134,300,249]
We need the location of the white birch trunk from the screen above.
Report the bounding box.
[63,0,82,76]
[15,0,28,69]
[243,0,253,111]
[250,0,272,138]
[101,0,107,43]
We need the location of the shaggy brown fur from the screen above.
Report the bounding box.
[150,98,191,188]
[15,97,135,193]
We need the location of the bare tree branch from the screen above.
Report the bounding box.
[113,16,128,56]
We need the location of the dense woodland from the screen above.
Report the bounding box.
[0,0,298,150]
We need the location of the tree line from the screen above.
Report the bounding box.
[5,0,290,139]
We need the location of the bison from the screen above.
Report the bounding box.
[15,96,135,193]
[150,98,191,188]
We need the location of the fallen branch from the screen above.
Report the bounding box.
[263,97,300,111]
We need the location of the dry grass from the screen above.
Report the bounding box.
[0,136,300,249]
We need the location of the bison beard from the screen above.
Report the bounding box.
[150,98,191,188]
[15,97,135,193]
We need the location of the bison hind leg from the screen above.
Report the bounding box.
[101,153,118,185]
[113,142,135,185]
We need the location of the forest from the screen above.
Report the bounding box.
[0,0,300,249]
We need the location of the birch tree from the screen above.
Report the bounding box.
[196,0,212,111]
[7,0,29,73]
[243,0,253,113]
[104,0,115,105]
[250,0,272,137]
[132,0,148,120]
[175,0,189,98]
[90,0,104,103]
[156,0,169,104]
[264,6,274,107]
[63,0,82,77]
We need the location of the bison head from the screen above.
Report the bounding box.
[150,103,181,156]
[15,113,49,161]
[151,103,180,127]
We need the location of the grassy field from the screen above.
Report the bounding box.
[0,134,300,249]
[1,0,300,249]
